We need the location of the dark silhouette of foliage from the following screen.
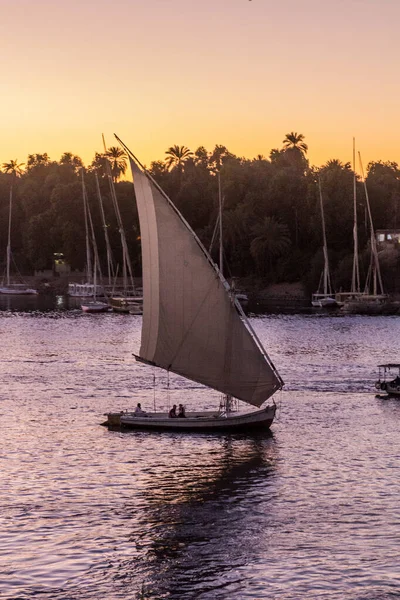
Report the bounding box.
[283,132,308,154]
[105,146,127,182]
[0,134,398,296]
[164,145,193,171]
[2,159,25,176]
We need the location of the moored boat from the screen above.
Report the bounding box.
[0,283,38,295]
[375,363,400,396]
[69,282,105,298]
[81,300,109,313]
[0,179,37,295]
[311,293,338,309]
[109,295,143,314]
[312,178,337,309]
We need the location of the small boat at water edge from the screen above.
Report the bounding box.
[0,282,38,295]
[311,293,339,309]
[103,137,283,434]
[109,295,143,314]
[341,294,400,315]
[375,364,400,397]
[81,300,109,313]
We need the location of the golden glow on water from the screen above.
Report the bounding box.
[1,0,400,169]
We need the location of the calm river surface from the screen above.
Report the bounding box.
[1,297,400,599]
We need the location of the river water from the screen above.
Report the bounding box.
[1,297,399,599]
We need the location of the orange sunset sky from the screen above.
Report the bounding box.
[1,0,399,172]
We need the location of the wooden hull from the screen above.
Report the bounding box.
[104,405,276,432]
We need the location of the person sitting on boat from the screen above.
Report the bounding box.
[134,403,145,415]
[169,404,177,418]
[177,404,186,418]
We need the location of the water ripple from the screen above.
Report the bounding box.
[1,312,400,598]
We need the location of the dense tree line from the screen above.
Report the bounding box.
[1,133,400,294]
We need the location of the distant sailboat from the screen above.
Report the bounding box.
[312,177,337,308]
[69,170,106,300]
[79,171,109,313]
[209,171,248,308]
[342,152,388,314]
[105,137,283,432]
[95,171,115,289]
[102,137,142,314]
[81,256,109,313]
[0,180,37,295]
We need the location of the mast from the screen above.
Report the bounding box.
[318,177,331,296]
[81,169,92,284]
[95,171,114,286]
[102,135,135,295]
[6,182,13,287]
[83,175,104,291]
[218,171,223,276]
[358,152,384,296]
[351,138,360,294]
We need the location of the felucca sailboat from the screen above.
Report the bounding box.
[311,177,337,308]
[0,180,37,295]
[105,137,283,432]
[342,151,388,314]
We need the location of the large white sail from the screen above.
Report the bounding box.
[129,156,282,408]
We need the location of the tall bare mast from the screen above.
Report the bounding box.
[218,171,223,276]
[358,152,384,296]
[102,135,135,294]
[6,182,13,287]
[95,171,114,286]
[81,169,92,284]
[318,177,331,296]
[84,177,103,283]
[351,138,360,294]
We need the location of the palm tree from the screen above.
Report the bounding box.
[60,152,83,171]
[282,132,308,154]
[194,146,209,167]
[209,145,234,171]
[164,145,193,171]
[2,159,24,176]
[149,160,168,177]
[105,146,127,182]
[27,153,50,169]
[250,216,291,273]
[90,152,108,177]
[321,159,351,171]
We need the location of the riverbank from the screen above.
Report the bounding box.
[237,280,309,311]
[26,275,310,308]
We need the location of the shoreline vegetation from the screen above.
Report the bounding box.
[1,133,400,302]
[15,274,311,311]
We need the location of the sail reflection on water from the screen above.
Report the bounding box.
[113,433,278,598]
